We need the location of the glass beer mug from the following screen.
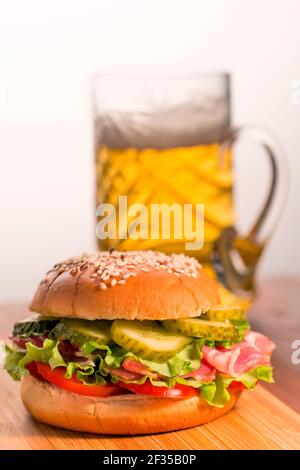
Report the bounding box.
[92,72,287,297]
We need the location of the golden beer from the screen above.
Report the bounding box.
[96,143,234,263]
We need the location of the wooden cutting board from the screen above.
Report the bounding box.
[0,368,299,450]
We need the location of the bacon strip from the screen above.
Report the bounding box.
[183,359,216,382]
[105,366,144,382]
[244,331,275,355]
[202,331,274,377]
[122,358,159,379]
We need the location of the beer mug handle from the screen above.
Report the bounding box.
[212,126,288,293]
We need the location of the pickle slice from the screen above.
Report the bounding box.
[202,306,245,322]
[13,316,60,337]
[52,319,112,346]
[163,318,237,341]
[111,320,191,362]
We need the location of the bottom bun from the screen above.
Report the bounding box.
[21,375,241,435]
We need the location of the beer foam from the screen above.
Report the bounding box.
[94,97,230,149]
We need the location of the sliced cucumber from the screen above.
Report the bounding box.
[111,320,191,362]
[13,316,59,337]
[202,306,245,322]
[162,318,237,341]
[52,319,112,346]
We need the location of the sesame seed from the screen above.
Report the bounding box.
[79,262,88,271]
[46,250,202,290]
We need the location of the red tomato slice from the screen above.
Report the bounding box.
[228,381,247,392]
[25,361,45,381]
[35,362,124,397]
[118,379,198,398]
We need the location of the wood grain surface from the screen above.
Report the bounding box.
[249,278,300,413]
[0,278,300,450]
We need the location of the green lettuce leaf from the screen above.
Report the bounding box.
[42,340,108,385]
[222,372,257,391]
[4,339,59,381]
[4,339,57,380]
[201,382,217,403]
[47,341,66,368]
[18,338,56,369]
[64,362,106,385]
[169,376,206,389]
[230,318,251,342]
[4,345,28,380]
[201,372,253,408]
[200,366,274,407]
[222,365,274,390]
[254,365,274,383]
[230,319,250,341]
[202,374,231,407]
[215,340,236,349]
[4,339,107,385]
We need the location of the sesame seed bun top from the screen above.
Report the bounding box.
[30,250,219,320]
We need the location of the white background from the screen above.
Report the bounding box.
[0,0,299,301]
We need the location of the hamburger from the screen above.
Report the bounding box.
[4,250,275,434]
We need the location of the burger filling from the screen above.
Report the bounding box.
[4,307,275,406]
